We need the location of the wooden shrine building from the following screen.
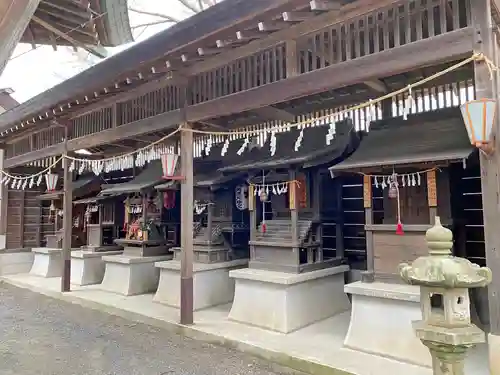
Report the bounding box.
[0,0,498,370]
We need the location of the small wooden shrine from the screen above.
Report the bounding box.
[99,160,174,257]
[36,176,101,249]
[329,109,473,282]
[73,188,124,252]
[219,119,360,273]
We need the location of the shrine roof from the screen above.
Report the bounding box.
[100,160,163,195]
[328,108,472,173]
[218,119,359,173]
[37,176,98,200]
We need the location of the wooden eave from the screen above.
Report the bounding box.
[0,0,409,135]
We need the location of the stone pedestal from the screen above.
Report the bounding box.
[343,281,431,367]
[154,259,248,310]
[229,265,350,333]
[489,333,500,375]
[29,248,63,278]
[0,250,34,275]
[71,250,123,286]
[100,254,172,296]
[114,239,169,257]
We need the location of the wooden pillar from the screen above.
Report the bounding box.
[363,175,374,282]
[61,153,72,292]
[180,122,194,325]
[335,177,344,259]
[289,170,299,266]
[0,149,7,249]
[206,190,214,243]
[142,193,148,240]
[471,2,500,367]
[248,184,256,261]
[285,40,299,77]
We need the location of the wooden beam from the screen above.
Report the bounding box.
[187,0,408,75]
[236,29,263,40]
[364,79,388,93]
[186,27,474,122]
[258,21,289,32]
[252,106,296,122]
[310,0,342,11]
[31,15,105,58]
[4,110,182,168]
[282,11,315,22]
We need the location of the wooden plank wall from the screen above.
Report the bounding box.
[5,188,47,249]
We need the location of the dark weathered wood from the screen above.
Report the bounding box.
[180,122,194,325]
[187,0,406,76]
[61,151,72,292]
[4,110,182,169]
[471,0,500,335]
[186,27,474,121]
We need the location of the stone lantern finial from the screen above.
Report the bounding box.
[399,216,492,289]
[398,216,492,375]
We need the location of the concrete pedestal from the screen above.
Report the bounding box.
[154,259,248,311]
[489,333,500,375]
[70,250,123,286]
[343,281,431,367]
[0,250,33,275]
[100,254,173,296]
[29,248,62,278]
[229,265,350,333]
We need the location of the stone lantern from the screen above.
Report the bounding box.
[399,216,492,375]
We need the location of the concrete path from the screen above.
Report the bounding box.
[0,283,304,375]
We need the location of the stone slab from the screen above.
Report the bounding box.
[228,266,351,333]
[29,248,62,278]
[70,250,123,286]
[343,281,431,368]
[153,259,248,311]
[489,333,500,375]
[100,254,173,296]
[0,251,34,275]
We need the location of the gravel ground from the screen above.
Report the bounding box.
[0,282,305,375]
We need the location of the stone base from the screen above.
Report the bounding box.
[153,259,248,310]
[0,250,34,275]
[70,250,123,286]
[29,248,62,278]
[489,333,500,375]
[100,254,173,296]
[81,245,123,253]
[229,266,350,333]
[172,244,229,263]
[344,281,431,367]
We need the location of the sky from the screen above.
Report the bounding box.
[0,0,216,103]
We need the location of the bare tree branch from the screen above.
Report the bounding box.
[131,19,175,29]
[129,7,180,22]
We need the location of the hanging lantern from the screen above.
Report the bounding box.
[259,189,268,202]
[44,171,58,192]
[460,99,497,155]
[160,153,183,180]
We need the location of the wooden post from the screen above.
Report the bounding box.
[363,175,374,282]
[426,170,438,223]
[61,153,72,292]
[334,177,344,259]
[180,122,194,325]
[471,2,500,370]
[0,149,7,249]
[207,190,214,244]
[285,40,299,77]
[289,170,299,260]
